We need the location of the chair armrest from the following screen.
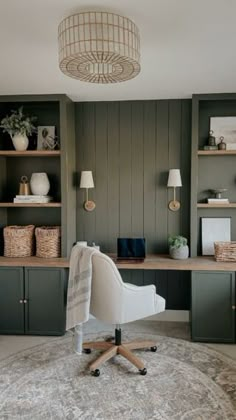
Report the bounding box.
[121,283,158,323]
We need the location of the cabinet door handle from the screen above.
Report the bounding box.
[23,299,27,304]
[19,299,23,304]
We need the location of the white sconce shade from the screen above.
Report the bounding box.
[80,171,94,189]
[80,171,95,211]
[167,169,182,211]
[167,169,182,187]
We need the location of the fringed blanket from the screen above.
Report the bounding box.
[66,244,98,331]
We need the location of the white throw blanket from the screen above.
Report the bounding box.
[66,244,99,331]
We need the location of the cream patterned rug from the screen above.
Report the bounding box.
[0,331,236,420]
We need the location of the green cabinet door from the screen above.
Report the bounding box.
[0,267,24,334]
[191,271,235,343]
[24,267,68,336]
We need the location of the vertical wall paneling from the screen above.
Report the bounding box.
[119,102,132,237]
[95,103,108,249]
[107,102,119,252]
[155,101,169,253]
[75,99,191,309]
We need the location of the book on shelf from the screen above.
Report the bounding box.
[203,145,218,151]
[14,195,53,203]
[207,198,229,203]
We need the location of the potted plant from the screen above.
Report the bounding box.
[168,235,189,260]
[0,106,37,151]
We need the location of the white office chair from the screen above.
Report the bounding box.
[83,252,166,376]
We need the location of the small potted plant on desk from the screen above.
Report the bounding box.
[168,235,189,260]
[0,106,37,151]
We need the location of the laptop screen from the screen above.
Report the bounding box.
[117,238,146,259]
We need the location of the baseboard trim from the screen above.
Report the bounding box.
[145,310,190,323]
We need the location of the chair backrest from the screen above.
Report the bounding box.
[90,252,125,324]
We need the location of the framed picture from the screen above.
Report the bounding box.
[201,217,231,255]
[210,116,236,146]
[37,126,57,150]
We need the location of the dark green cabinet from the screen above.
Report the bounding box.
[191,271,235,343]
[0,266,68,335]
[0,267,24,334]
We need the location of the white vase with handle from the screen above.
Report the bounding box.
[12,132,29,151]
[30,172,50,196]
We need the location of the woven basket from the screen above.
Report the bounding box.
[4,225,35,257]
[35,226,61,258]
[214,241,236,262]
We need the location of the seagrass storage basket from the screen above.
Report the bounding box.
[214,241,236,262]
[35,226,61,258]
[4,225,35,257]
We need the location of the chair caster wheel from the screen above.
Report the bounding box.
[150,346,157,352]
[91,369,100,377]
[83,348,91,354]
[139,368,147,375]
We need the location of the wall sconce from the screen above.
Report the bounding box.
[167,169,182,211]
[80,171,96,212]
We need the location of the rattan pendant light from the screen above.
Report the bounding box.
[58,11,141,83]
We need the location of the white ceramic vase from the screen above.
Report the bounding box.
[30,172,50,196]
[12,133,29,151]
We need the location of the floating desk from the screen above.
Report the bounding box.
[1,254,236,271]
[0,255,235,343]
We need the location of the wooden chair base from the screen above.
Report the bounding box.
[83,339,156,372]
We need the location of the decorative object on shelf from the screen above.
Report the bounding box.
[0,106,37,151]
[13,195,53,204]
[37,126,59,150]
[80,171,96,211]
[208,130,216,146]
[210,188,228,199]
[3,225,35,257]
[201,217,231,255]
[168,235,189,260]
[35,226,61,258]
[18,175,31,195]
[218,136,226,150]
[58,11,140,84]
[167,169,182,211]
[214,241,236,262]
[30,172,50,196]
[210,116,236,145]
[203,130,217,151]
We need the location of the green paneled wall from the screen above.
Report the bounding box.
[75,99,191,309]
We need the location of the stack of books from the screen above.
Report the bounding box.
[13,195,53,203]
[207,198,229,204]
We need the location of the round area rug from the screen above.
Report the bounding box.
[0,332,235,420]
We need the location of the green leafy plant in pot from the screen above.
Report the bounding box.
[0,106,37,151]
[168,235,189,260]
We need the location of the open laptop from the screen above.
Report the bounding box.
[117,238,146,262]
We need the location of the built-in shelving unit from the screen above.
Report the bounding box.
[0,94,76,257]
[191,93,236,257]
[197,203,236,208]
[198,150,236,155]
[0,202,61,207]
[0,151,61,157]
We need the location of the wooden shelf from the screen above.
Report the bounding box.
[0,150,60,157]
[197,203,236,208]
[198,150,236,155]
[0,202,61,207]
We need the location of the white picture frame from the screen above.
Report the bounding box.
[210,116,236,145]
[201,217,231,255]
[37,126,56,150]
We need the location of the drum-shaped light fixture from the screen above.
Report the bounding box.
[58,11,141,83]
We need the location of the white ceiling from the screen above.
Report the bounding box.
[0,0,236,102]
